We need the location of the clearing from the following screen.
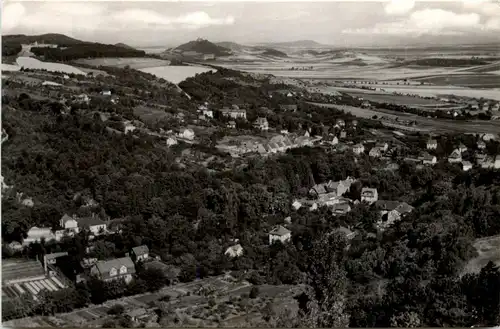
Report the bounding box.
[462,234,500,276]
[74,57,171,70]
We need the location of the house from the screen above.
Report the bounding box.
[202,109,213,118]
[477,140,486,149]
[476,153,487,165]
[495,155,500,169]
[422,153,437,165]
[448,149,462,163]
[269,225,291,245]
[76,214,107,236]
[361,101,371,108]
[130,245,149,263]
[309,183,328,197]
[203,54,215,60]
[253,117,269,131]
[376,142,389,152]
[462,161,473,171]
[124,121,136,134]
[331,202,351,215]
[426,139,438,150]
[292,200,302,210]
[481,133,496,141]
[43,252,68,272]
[166,136,178,147]
[224,244,244,258]
[335,118,346,128]
[59,214,79,233]
[482,103,490,112]
[480,155,495,169]
[90,257,136,284]
[220,106,247,120]
[227,121,236,129]
[178,128,195,141]
[101,90,111,96]
[369,147,382,158]
[492,103,500,112]
[458,143,467,153]
[361,187,378,204]
[23,227,56,246]
[376,201,413,230]
[353,144,365,155]
[323,135,339,146]
[340,130,347,139]
[470,101,479,110]
[125,308,149,322]
[352,119,359,127]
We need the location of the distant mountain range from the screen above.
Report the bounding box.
[255,40,328,48]
[3,33,86,46]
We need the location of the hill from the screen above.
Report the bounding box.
[215,41,249,52]
[259,48,288,58]
[114,43,137,50]
[3,33,86,46]
[175,38,231,56]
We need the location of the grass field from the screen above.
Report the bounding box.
[414,74,500,88]
[462,234,500,275]
[16,57,87,75]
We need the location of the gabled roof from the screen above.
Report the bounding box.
[462,160,472,167]
[132,245,149,256]
[269,225,291,236]
[449,149,461,158]
[77,216,105,228]
[45,252,69,260]
[395,202,413,214]
[310,184,327,195]
[94,257,135,280]
[61,214,75,224]
[427,139,437,144]
[332,202,351,213]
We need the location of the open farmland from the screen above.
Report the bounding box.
[313,102,500,134]
[413,74,500,88]
[15,57,87,75]
[336,90,448,107]
[462,235,500,276]
[74,57,171,69]
[139,65,215,84]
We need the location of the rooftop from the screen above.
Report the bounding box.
[269,225,291,236]
[132,245,149,256]
[2,259,45,283]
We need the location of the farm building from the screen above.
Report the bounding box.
[2,259,69,301]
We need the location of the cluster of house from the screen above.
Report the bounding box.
[468,100,500,112]
[352,141,390,157]
[9,213,110,250]
[426,138,500,170]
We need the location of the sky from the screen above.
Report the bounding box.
[2,0,500,47]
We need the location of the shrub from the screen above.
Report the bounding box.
[249,286,260,299]
[107,304,125,315]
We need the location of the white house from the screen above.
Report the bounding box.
[76,214,107,236]
[353,144,365,155]
[422,154,437,165]
[369,147,382,158]
[202,109,213,118]
[269,225,291,245]
[477,140,486,149]
[178,128,195,141]
[426,139,438,150]
[361,188,378,204]
[23,227,56,246]
[166,137,178,147]
[220,107,247,120]
[90,257,136,284]
[462,161,473,171]
[253,117,269,131]
[458,143,467,153]
[448,149,462,163]
[60,214,79,233]
[131,245,149,263]
[101,90,111,96]
[224,244,244,258]
[227,121,236,129]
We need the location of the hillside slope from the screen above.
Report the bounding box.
[175,39,231,56]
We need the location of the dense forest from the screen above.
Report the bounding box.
[30,44,146,61]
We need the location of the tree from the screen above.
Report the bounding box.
[249,286,260,299]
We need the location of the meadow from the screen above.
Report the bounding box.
[15,57,87,75]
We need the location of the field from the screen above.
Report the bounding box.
[462,234,500,275]
[335,90,448,107]
[74,57,171,69]
[139,65,216,84]
[133,105,172,123]
[313,102,500,134]
[414,74,500,88]
[15,57,87,75]
[3,274,301,328]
